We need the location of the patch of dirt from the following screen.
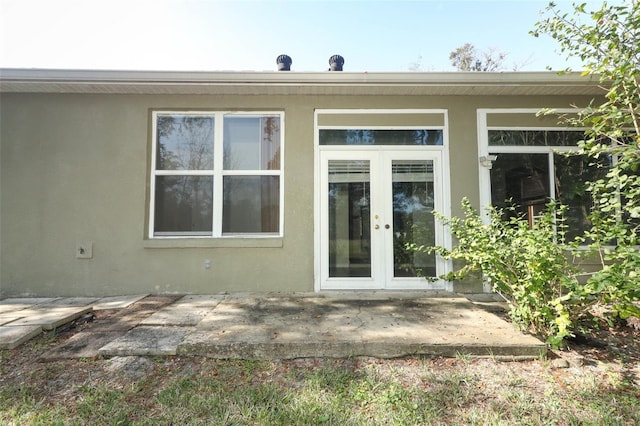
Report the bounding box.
[562,316,640,371]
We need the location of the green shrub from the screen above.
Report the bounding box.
[413,198,583,348]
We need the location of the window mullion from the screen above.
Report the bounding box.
[213,112,225,237]
[222,170,281,176]
[548,152,556,201]
[154,170,213,176]
[549,152,558,238]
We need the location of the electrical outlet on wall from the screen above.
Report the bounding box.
[76,241,93,259]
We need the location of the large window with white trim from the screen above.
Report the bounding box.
[478,110,611,243]
[150,111,283,238]
[487,130,608,241]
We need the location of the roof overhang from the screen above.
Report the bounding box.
[0,68,606,96]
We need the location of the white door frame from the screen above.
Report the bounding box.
[313,109,453,292]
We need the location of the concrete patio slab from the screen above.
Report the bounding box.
[176,294,227,307]
[37,296,179,358]
[0,314,24,326]
[179,296,546,360]
[2,293,547,360]
[0,298,60,313]
[99,326,190,357]
[89,316,142,333]
[88,296,179,333]
[43,297,100,307]
[41,331,124,360]
[8,306,93,330]
[0,297,60,305]
[93,294,149,310]
[0,304,31,314]
[0,325,42,349]
[140,295,224,326]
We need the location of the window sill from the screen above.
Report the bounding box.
[144,237,283,249]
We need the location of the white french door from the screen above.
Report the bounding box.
[319,150,446,290]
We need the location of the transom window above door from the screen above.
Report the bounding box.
[319,129,443,146]
[149,111,284,238]
[315,109,447,148]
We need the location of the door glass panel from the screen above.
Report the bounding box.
[392,160,436,277]
[328,160,371,277]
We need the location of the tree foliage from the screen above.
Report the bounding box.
[416,2,640,347]
[532,1,640,320]
[449,43,507,71]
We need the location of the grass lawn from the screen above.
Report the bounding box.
[1,338,638,425]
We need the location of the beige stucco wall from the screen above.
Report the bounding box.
[0,92,596,296]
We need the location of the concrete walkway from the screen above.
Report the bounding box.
[0,293,546,360]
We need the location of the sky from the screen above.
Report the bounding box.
[0,0,602,72]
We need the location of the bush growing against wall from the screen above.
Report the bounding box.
[413,198,590,348]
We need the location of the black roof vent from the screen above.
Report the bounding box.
[276,54,292,71]
[328,55,344,71]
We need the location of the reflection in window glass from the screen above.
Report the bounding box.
[222,176,280,234]
[490,153,550,215]
[319,129,443,146]
[392,161,436,278]
[156,115,214,170]
[224,116,281,170]
[328,160,371,277]
[488,130,584,147]
[154,176,213,234]
[489,152,609,242]
[555,154,609,241]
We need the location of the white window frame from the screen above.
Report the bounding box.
[149,110,285,239]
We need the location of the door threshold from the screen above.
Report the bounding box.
[316,290,456,299]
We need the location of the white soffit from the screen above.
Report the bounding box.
[0,69,605,96]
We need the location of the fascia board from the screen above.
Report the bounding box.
[0,68,605,95]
